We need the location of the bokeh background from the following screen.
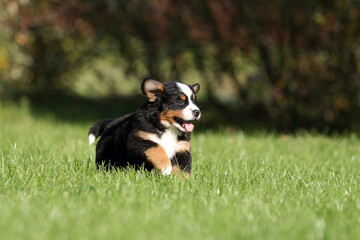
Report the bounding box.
[1,0,360,133]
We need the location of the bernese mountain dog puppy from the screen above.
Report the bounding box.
[88,77,201,178]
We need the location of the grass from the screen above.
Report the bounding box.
[1,102,360,240]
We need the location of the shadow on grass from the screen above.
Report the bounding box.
[15,90,269,133]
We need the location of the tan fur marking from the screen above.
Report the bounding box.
[138,131,172,172]
[192,94,195,100]
[137,131,152,141]
[160,108,184,124]
[172,165,179,173]
[180,94,186,101]
[145,146,171,172]
[176,140,190,153]
[158,83,164,92]
[183,172,190,179]
[171,164,190,179]
[146,94,156,102]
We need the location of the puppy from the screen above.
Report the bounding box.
[88,77,201,177]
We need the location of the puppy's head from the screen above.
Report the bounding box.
[142,77,201,132]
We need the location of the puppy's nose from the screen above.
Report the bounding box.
[192,109,200,118]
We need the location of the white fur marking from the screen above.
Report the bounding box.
[176,82,193,98]
[173,122,186,132]
[162,166,173,176]
[176,82,200,120]
[145,126,179,159]
[89,134,96,146]
[160,120,170,128]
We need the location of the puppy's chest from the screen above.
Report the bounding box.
[147,127,184,159]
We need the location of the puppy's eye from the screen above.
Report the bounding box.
[177,100,185,105]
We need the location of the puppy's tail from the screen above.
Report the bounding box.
[88,119,113,146]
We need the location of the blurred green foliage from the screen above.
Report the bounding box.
[1,0,360,132]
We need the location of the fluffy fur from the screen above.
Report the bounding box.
[89,78,201,177]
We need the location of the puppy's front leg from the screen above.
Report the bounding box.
[145,145,172,175]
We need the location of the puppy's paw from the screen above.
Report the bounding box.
[161,166,173,176]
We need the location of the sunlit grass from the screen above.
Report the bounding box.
[1,103,359,240]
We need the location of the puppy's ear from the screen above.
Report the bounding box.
[192,83,200,93]
[141,77,165,102]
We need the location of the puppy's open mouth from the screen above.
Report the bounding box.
[174,117,195,132]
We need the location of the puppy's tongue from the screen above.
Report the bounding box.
[182,122,194,132]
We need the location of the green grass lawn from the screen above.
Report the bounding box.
[1,103,360,240]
